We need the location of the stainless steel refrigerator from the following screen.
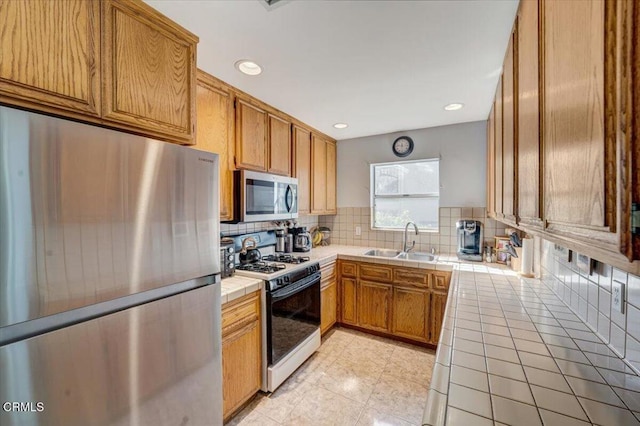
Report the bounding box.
[0,106,222,425]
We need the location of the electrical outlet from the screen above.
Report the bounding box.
[612,280,625,314]
[355,226,361,236]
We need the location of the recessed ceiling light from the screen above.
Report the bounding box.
[235,60,262,76]
[444,103,464,111]
[333,123,348,129]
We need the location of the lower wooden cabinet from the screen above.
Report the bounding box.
[337,260,451,345]
[340,277,358,326]
[429,292,448,345]
[391,286,429,343]
[221,291,261,421]
[357,280,392,333]
[320,261,337,334]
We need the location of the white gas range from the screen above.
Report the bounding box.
[227,231,321,393]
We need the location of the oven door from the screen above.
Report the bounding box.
[267,273,320,365]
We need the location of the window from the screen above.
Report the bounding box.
[370,158,439,231]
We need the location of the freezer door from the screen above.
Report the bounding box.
[0,106,220,327]
[0,285,222,426]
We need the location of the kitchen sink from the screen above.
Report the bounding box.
[363,249,402,258]
[395,251,436,262]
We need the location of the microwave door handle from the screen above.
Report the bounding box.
[285,184,292,212]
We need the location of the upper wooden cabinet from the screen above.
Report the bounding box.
[486,0,640,272]
[326,141,337,213]
[0,0,101,117]
[517,0,543,229]
[0,0,101,116]
[543,0,610,234]
[293,125,312,214]
[102,0,197,144]
[195,71,235,221]
[311,134,337,215]
[234,97,293,176]
[494,79,504,219]
[267,113,292,176]
[235,98,268,172]
[502,29,517,224]
[0,0,198,145]
[487,105,496,218]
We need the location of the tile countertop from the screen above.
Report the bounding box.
[220,244,454,305]
[423,262,640,426]
[220,275,262,304]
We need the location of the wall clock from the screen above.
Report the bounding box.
[392,136,414,157]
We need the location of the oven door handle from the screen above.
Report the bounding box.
[270,274,320,302]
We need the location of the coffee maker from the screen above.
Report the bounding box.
[291,227,311,252]
[456,220,483,262]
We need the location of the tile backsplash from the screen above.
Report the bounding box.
[219,215,318,236]
[318,207,506,255]
[540,239,640,373]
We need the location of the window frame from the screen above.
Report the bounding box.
[369,158,440,232]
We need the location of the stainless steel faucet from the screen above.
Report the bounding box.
[403,221,418,253]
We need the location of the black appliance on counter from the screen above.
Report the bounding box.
[456,220,483,262]
[220,238,235,278]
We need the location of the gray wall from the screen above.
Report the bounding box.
[336,120,487,208]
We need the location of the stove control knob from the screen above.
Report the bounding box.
[227,247,234,253]
[227,254,234,261]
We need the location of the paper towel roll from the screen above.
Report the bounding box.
[521,238,534,277]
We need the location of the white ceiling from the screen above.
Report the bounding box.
[145,0,519,140]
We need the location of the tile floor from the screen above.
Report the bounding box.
[227,328,436,426]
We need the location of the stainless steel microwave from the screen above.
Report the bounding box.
[229,170,298,223]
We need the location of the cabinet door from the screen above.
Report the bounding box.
[311,134,327,213]
[222,321,261,420]
[293,125,311,214]
[326,141,337,214]
[321,281,337,334]
[235,99,268,171]
[196,72,234,221]
[543,0,611,236]
[430,292,448,345]
[392,286,429,343]
[340,277,358,325]
[431,271,451,292]
[0,0,101,116]
[487,105,496,217]
[518,0,542,228]
[268,113,291,176]
[495,78,504,217]
[502,30,517,223]
[357,280,391,332]
[102,0,197,144]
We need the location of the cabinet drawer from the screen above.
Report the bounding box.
[393,267,429,287]
[340,261,357,277]
[359,263,392,283]
[222,291,260,337]
[431,272,451,292]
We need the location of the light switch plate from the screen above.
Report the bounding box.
[355,226,361,236]
[612,280,625,314]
